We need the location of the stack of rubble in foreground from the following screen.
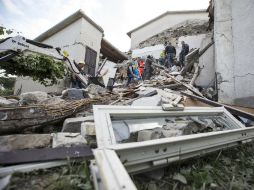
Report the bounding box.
[1,46,254,189]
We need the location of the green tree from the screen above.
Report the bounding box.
[0,25,66,86]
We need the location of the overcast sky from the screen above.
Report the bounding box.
[0,0,209,52]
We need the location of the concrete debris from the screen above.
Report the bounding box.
[126,115,229,142]
[202,87,216,100]
[0,97,18,107]
[86,84,108,98]
[62,116,94,133]
[2,4,254,189]
[175,75,184,81]
[52,133,87,148]
[81,122,96,136]
[62,88,86,100]
[20,91,48,105]
[113,121,131,142]
[137,19,209,49]
[132,94,161,106]
[137,128,183,142]
[0,134,51,151]
[137,130,154,142]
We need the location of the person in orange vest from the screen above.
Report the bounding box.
[138,57,145,80]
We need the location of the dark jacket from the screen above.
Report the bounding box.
[181,44,189,55]
[144,58,153,80]
[165,45,176,55]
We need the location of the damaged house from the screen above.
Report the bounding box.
[127,9,208,51]
[1,0,254,189]
[14,9,127,94]
[196,0,254,108]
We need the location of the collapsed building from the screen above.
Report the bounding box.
[14,10,128,94]
[1,0,254,189]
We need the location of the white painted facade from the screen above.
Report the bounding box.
[195,34,215,87]
[15,16,103,94]
[132,44,165,59]
[128,11,208,49]
[214,0,254,107]
[176,34,206,58]
[131,34,206,60]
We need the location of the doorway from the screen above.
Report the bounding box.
[85,46,97,76]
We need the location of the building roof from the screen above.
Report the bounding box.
[101,38,128,62]
[35,9,104,42]
[127,9,207,37]
[34,9,127,62]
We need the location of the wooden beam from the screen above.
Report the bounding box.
[181,92,254,120]
[0,146,93,165]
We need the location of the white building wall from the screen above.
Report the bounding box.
[176,34,206,58]
[14,17,103,94]
[130,12,208,49]
[195,34,215,87]
[214,0,254,107]
[14,77,66,94]
[42,18,84,62]
[231,0,254,105]
[80,18,103,71]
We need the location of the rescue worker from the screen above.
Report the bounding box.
[132,58,141,80]
[179,41,189,67]
[165,42,176,68]
[143,55,154,80]
[159,50,165,65]
[126,61,137,86]
[138,58,145,79]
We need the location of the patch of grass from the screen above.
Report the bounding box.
[6,161,94,190]
[133,142,254,190]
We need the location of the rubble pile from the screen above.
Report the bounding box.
[1,49,253,189]
[1,8,254,189]
[123,115,230,143]
[137,19,209,49]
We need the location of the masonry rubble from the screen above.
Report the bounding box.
[1,3,254,189]
[1,38,254,187]
[137,19,209,49]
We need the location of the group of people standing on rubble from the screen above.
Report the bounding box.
[72,41,190,88]
[126,55,154,86]
[126,41,190,86]
[159,41,189,68]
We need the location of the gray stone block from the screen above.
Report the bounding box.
[137,130,153,142]
[62,116,94,133]
[81,122,96,136]
[0,134,51,151]
[52,133,87,148]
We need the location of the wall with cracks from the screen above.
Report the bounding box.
[214,0,254,107]
[14,17,103,94]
